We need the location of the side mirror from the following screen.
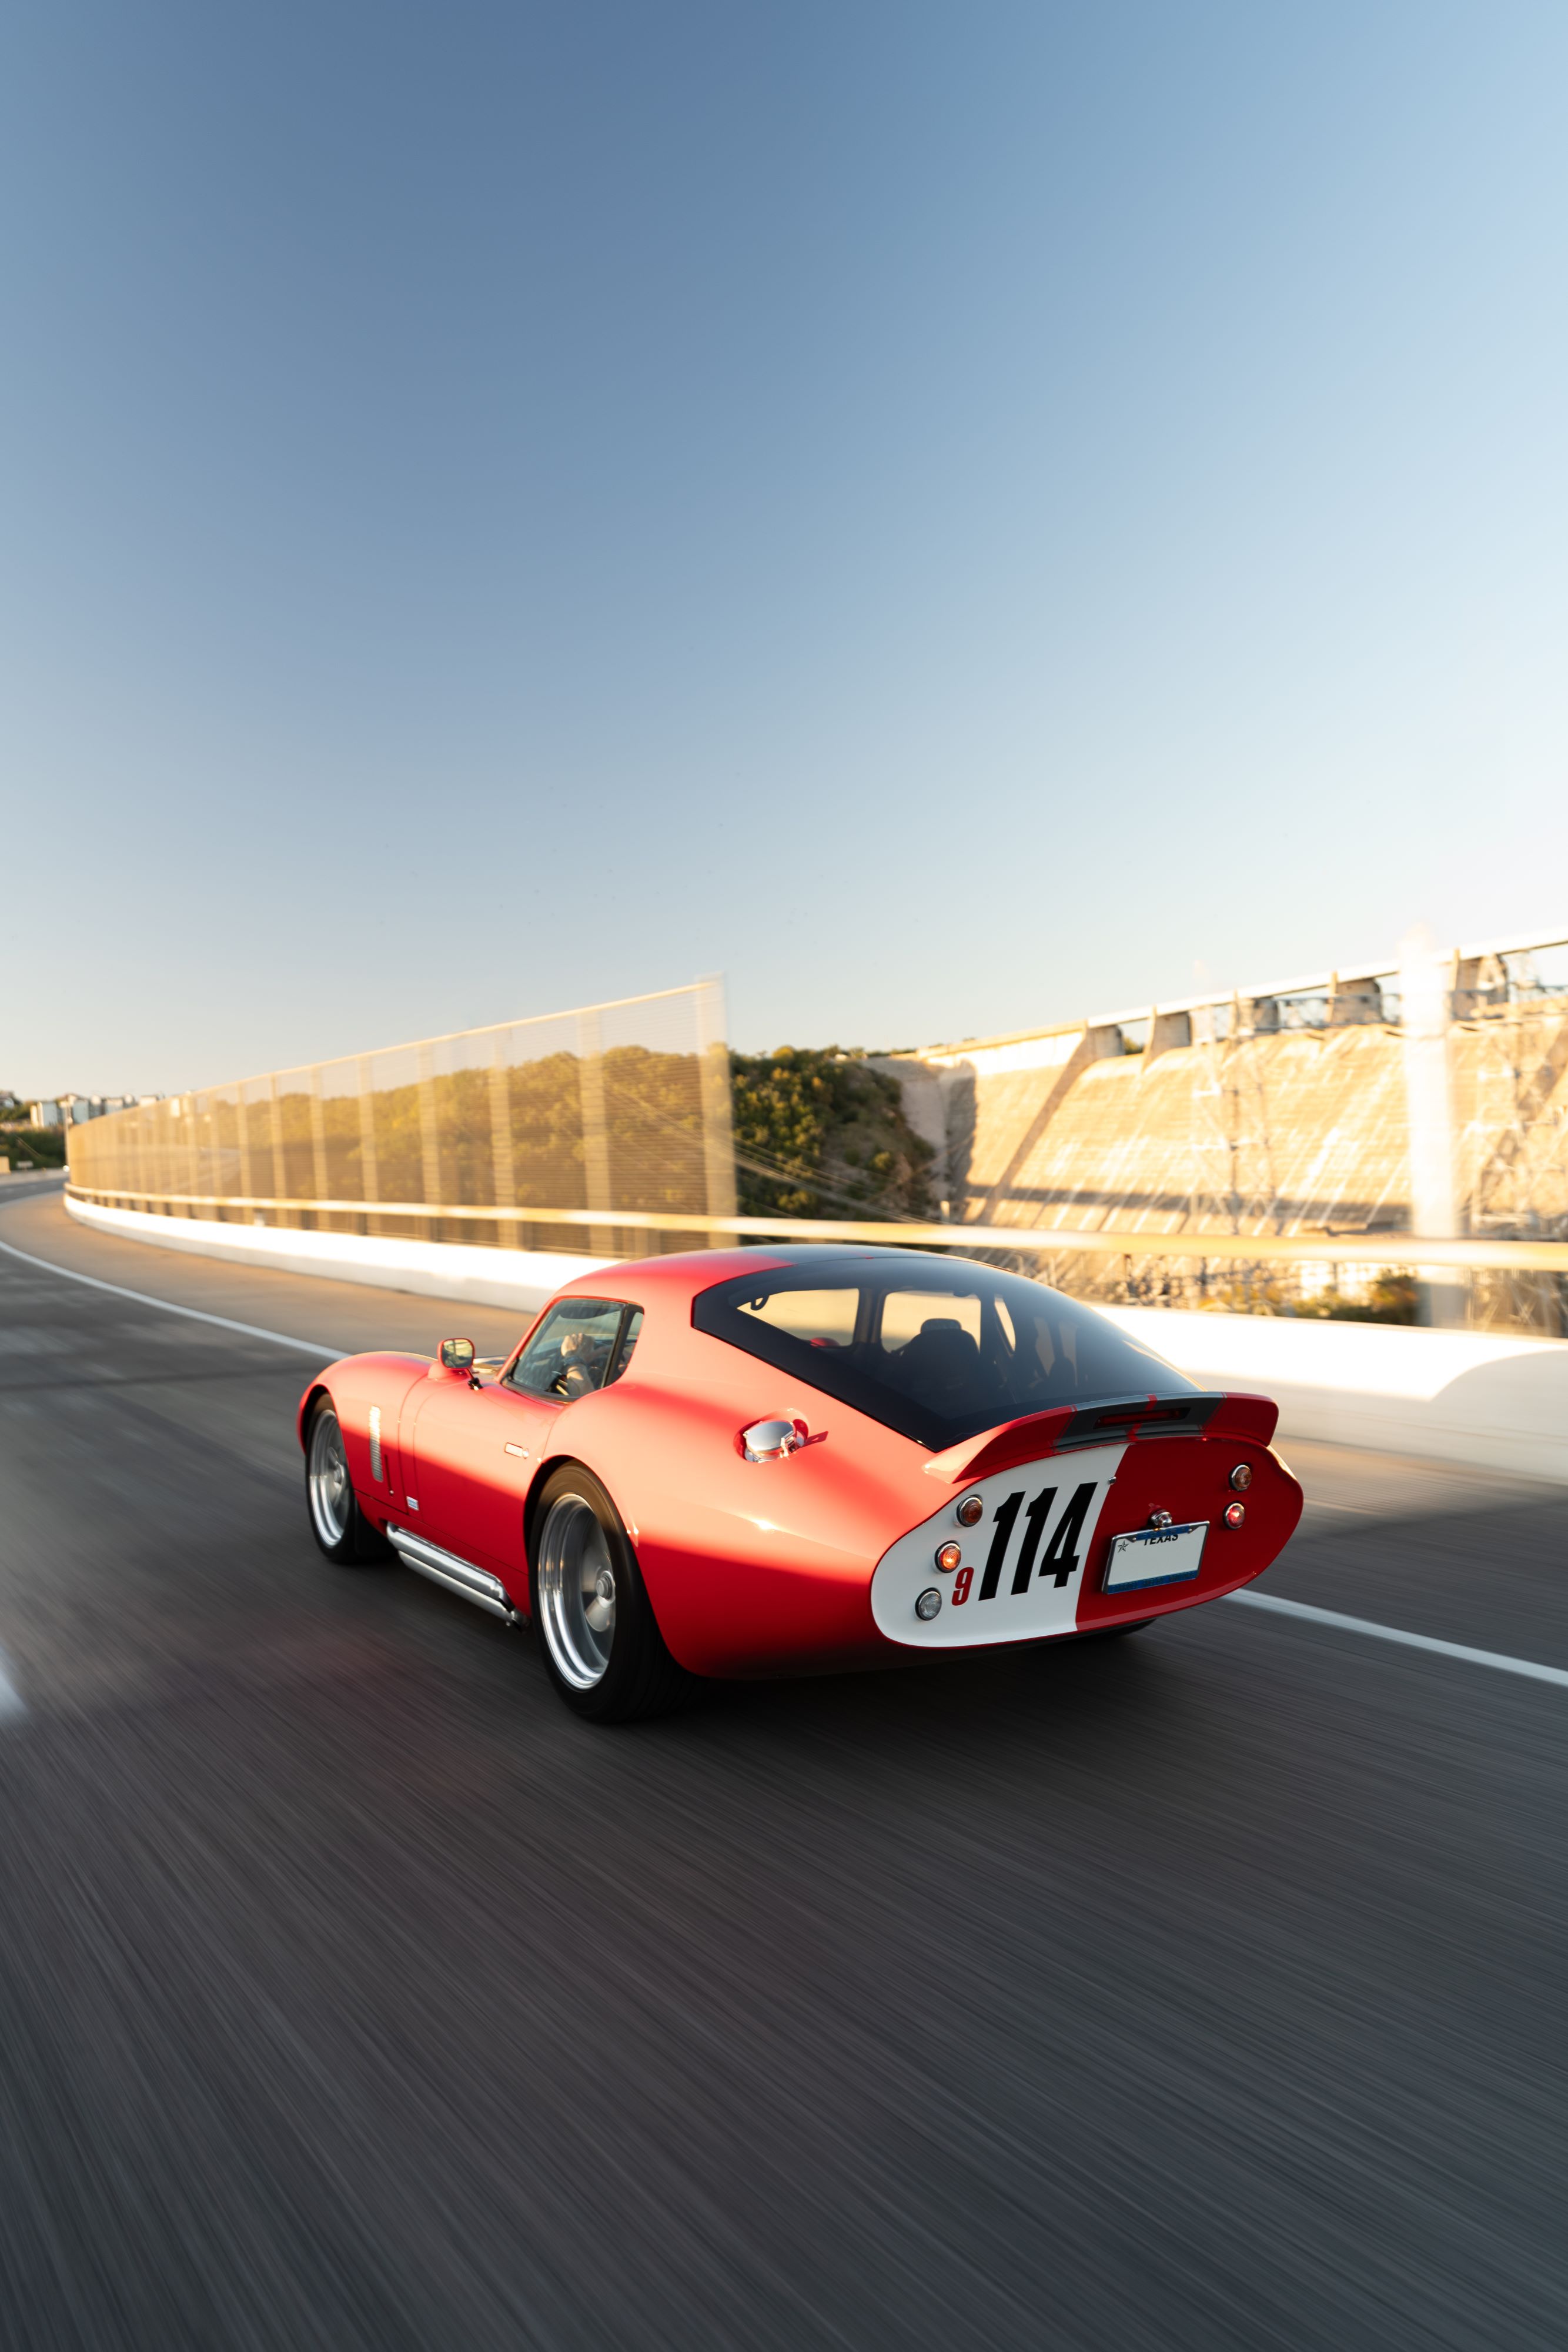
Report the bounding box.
[438,1337,476,1373]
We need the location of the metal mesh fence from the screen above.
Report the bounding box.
[66,980,737,1255]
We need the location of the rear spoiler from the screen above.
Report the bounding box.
[923,1391,1279,1484]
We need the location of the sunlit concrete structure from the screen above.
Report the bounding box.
[877,927,1568,1329]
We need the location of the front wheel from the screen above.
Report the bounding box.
[306,1401,390,1566]
[530,1466,690,1723]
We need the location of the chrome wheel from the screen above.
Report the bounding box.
[307,1409,352,1548]
[536,1493,617,1690]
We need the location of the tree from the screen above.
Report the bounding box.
[730,1047,934,1222]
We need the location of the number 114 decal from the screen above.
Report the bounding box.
[950,1482,1099,1605]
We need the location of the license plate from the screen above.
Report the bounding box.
[1102,1521,1208,1592]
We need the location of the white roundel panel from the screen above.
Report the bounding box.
[871,1444,1126,1649]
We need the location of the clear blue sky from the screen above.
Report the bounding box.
[4,1,1566,1093]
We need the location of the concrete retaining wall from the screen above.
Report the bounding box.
[64,1194,1568,1482]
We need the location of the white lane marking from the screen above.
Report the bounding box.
[1226,1590,1568,1689]
[0,1647,26,1720]
[1303,1500,1376,1515]
[0,1237,345,1361]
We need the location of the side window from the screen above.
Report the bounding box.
[508,1299,636,1402]
[606,1308,643,1385]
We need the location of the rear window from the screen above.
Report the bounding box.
[694,1253,1195,1451]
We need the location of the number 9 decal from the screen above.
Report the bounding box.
[951,1566,974,1605]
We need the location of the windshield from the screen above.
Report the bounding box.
[692,1251,1196,1451]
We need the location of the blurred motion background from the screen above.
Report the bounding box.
[56,920,1568,1334]
[6,4,1568,2348]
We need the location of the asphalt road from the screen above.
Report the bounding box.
[2,1190,1567,2351]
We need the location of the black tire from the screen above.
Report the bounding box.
[305,1399,392,1566]
[529,1464,690,1724]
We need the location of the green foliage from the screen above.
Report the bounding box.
[0,1127,66,1169]
[1301,1273,1420,1325]
[730,1047,934,1221]
[1199,1269,1422,1324]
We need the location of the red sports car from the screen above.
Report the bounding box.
[299,1246,1303,1722]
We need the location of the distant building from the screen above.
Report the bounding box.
[21,1093,157,1128]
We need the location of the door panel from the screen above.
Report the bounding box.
[404,1374,560,1586]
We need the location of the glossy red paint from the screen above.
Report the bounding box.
[298,1248,1303,1679]
[1071,1434,1300,1633]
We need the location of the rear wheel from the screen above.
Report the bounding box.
[530,1465,689,1723]
[306,1401,390,1566]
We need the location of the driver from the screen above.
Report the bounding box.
[551,1322,612,1396]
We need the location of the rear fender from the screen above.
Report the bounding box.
[1074,1431,1302,1631]
[573,1378,933,1677]
[879,1427,1302,1648]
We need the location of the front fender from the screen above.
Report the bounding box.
[296,1355,430,1517]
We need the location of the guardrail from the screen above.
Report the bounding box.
[63,1181,1568,1479]
[61,1184,1568,1275]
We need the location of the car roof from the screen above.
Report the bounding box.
[552,1244,947,1311]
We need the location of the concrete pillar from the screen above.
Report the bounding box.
[1328,975,1383,1026]
[1453,952,1507,1017]
[1145,1009,1192,1065]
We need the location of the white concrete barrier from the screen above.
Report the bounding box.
[62,1195,1568,1482]
[63,1194,612,1317]
[1104,1306,1568,1485]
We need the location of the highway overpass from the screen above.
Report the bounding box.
[2,1178,1566,2347]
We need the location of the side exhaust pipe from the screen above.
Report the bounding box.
[386,1526,520,1625]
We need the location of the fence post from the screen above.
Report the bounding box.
[196,1092,218,1220]
[417,1044,442,1242]
[489,1034,516,1246]
[268,1076,288,1228]
[356,1058,379,1235]
[696,974,737,1245]
[578,1008,613,1255]
[183,1094,200,1211]
[236,1090,254,1209]
[309,1069,329,1224]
